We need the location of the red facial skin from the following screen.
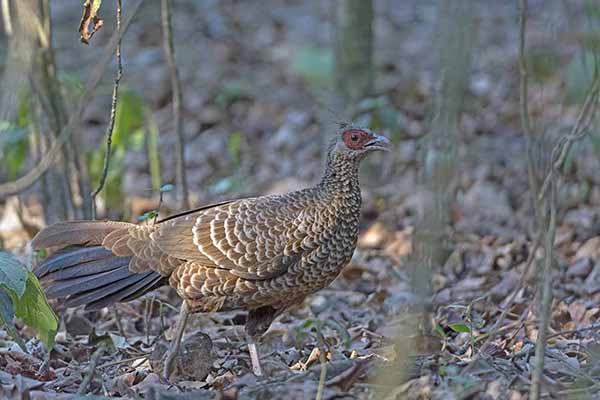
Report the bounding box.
[342,129,371,150]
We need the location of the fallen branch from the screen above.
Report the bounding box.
[546,322,600,340]
[91,0,123,219]
[97,354,149,370]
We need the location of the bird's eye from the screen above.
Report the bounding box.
[351,134,359,142]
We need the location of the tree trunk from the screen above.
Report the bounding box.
[333,0,374,118]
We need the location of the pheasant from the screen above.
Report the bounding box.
[32,125,390,378]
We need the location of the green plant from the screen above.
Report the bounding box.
[87,88,148,212]
[0,251,58,350]
[0,91,32,179]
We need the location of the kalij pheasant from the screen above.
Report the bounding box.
[32,126,390,377]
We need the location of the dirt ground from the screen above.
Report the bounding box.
[1,1,600,399]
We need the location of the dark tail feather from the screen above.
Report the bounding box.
[35,246,166,310]
[35,246,116,279]
[85,273,165,310]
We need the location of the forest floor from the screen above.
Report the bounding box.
[1,1,600,399]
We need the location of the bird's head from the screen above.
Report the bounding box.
[331,125,391,161]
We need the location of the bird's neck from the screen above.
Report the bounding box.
[317,153,361,198]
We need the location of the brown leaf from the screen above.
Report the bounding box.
[358,222,389,248]
[568,301,587,326]
[383,227,414,260]
[575,237,600,260]
[79,0,104,44]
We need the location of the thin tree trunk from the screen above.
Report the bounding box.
[412,0,475,321]
[331,0,374,157]
[161,0,190,209]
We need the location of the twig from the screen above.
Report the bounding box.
[97,354,149,370]
[546,322,600,340]
[113,308,125,337]
[144,296,155,344]
[530,183,556,400]
[518,0,539,203]
[91,0,123,219]
[315,329,327,400]
[77,346,105,394]
[537,75,600,202]
[517,2,558,398]
[152,190,165,225]
[0,0,144,199]
[161,0,190,209]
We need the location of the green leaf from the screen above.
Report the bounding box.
[12,272,58,349]
[209,176,239,195]
[228,132,243,164]
[0,126,30,179]
[434,323,447,339]
[0,251,28,298]
[137,210,159,222]
[448,323,471,334]
[0,288,15,324]
[91,0,102,14]
[160,184,174,193]
[147,113,162,191]
[0,287,26,351]
[112,89,145,148]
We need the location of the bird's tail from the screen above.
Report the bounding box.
[32,221,166,310]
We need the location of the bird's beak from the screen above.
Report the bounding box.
[364,133,391,152]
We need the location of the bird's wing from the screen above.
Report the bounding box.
[95,200,243,276]
[99,224,181,276]
[152,195,312,280]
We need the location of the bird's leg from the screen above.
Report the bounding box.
[163,301,190,380]
[246,334,263,376]
[245,305,281,377]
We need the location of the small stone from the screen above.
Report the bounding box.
[310,295,328,314]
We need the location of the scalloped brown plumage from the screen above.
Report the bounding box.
[32,125,390,377]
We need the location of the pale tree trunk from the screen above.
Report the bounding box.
[333,0,374,117]
[0,0,71,223]
[330,0,374,158]
[373,2,476,395]
[412,0,476,308]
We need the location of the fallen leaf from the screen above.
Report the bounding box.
[575,237,600,260]
[79,0,104,44]
[358,222,390,248]
[568,301,587,326]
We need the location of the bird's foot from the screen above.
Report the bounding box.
[247,340,263,377]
